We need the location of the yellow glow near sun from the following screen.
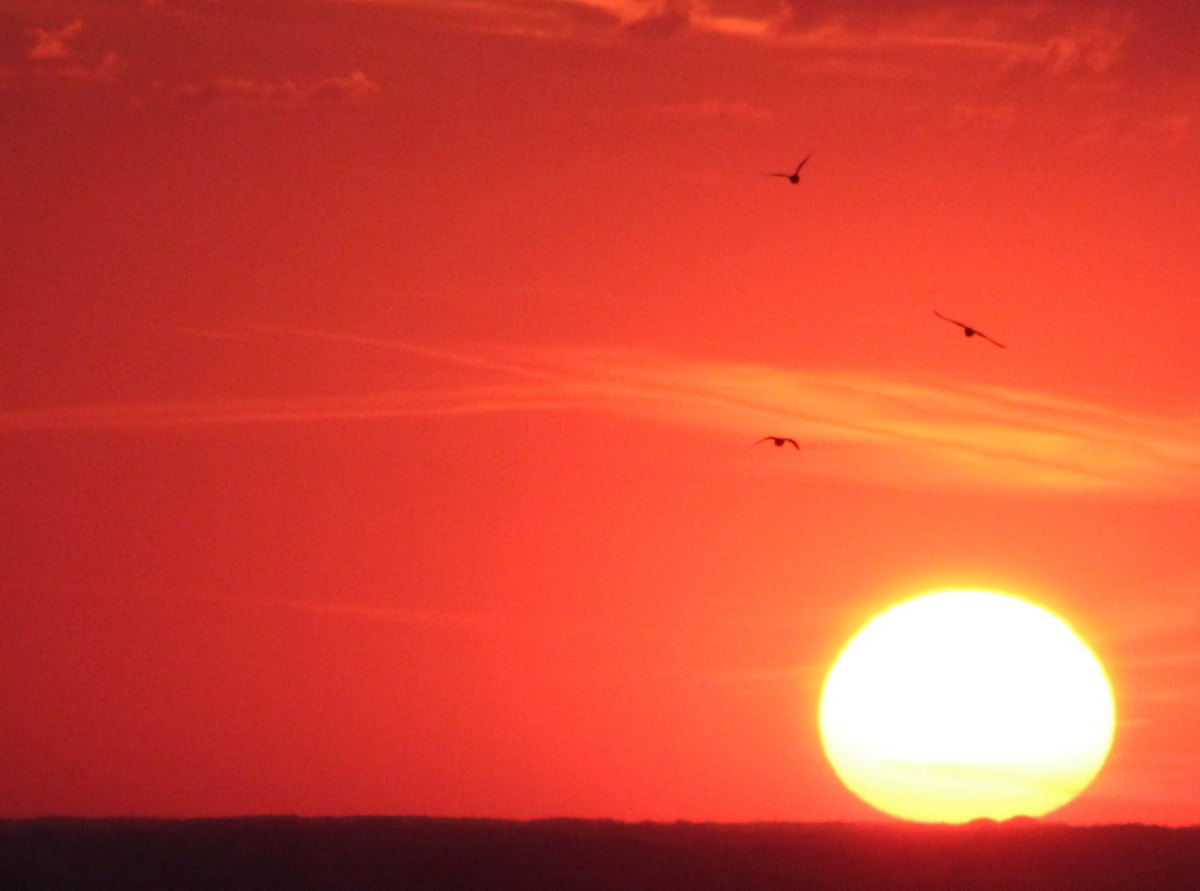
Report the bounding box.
[819,590,1115,824]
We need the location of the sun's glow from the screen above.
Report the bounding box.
[819,590,1115,823]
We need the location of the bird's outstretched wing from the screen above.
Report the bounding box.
[934,309,968,330]
[793,154,811,176]
[934,310,1006,347]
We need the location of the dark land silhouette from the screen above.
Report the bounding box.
[3,816,1200,890]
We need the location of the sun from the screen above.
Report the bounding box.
[818,589,1115,824]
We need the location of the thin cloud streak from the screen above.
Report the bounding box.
[570,351,1200,492]
[250,594,534,632]
[385,0,1134,78]
[4,326,1200,494]
[624,98,775,126]
[176,71,380,107]
[0,385,570,430]
[248,595,837,676]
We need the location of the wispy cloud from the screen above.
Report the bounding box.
[27,18,85,61]
[622,97,775,126]
[0,381,568,430]
[176,70,380,107]
[1099,593,1200,675]
[251,594,532,632]
[1076,111,1195,150]
[10,13,379,105]
[387,0,1136,79]
[246,592,837,675]
[5,324,1200,495]
[17,17,124,85]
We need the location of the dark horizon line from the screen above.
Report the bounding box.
[3,813,1198,831]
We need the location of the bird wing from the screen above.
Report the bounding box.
[793,154,811,175]
[935,310,1006,346]
[765,172,789,178]
[933,310,968,330]
[755,436,774,445]
[785,438,800,449]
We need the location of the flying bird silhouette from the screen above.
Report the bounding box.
[765,154,811,184]
[934,311,1006,348]
[757,436,800,449]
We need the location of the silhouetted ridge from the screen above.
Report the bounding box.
[2,816,1200,890]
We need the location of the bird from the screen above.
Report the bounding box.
[934,310,1006,348]
[765,154,811,184]
[757,436,800,449]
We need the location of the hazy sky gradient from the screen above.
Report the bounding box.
[3,0,1200,823]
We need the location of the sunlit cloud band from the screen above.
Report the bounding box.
[5,325,1200,495]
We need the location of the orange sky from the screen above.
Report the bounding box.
[2,0,1200,823]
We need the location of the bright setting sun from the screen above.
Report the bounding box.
[819,590,1115,824]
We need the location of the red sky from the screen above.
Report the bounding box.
[2,0,1199,823]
